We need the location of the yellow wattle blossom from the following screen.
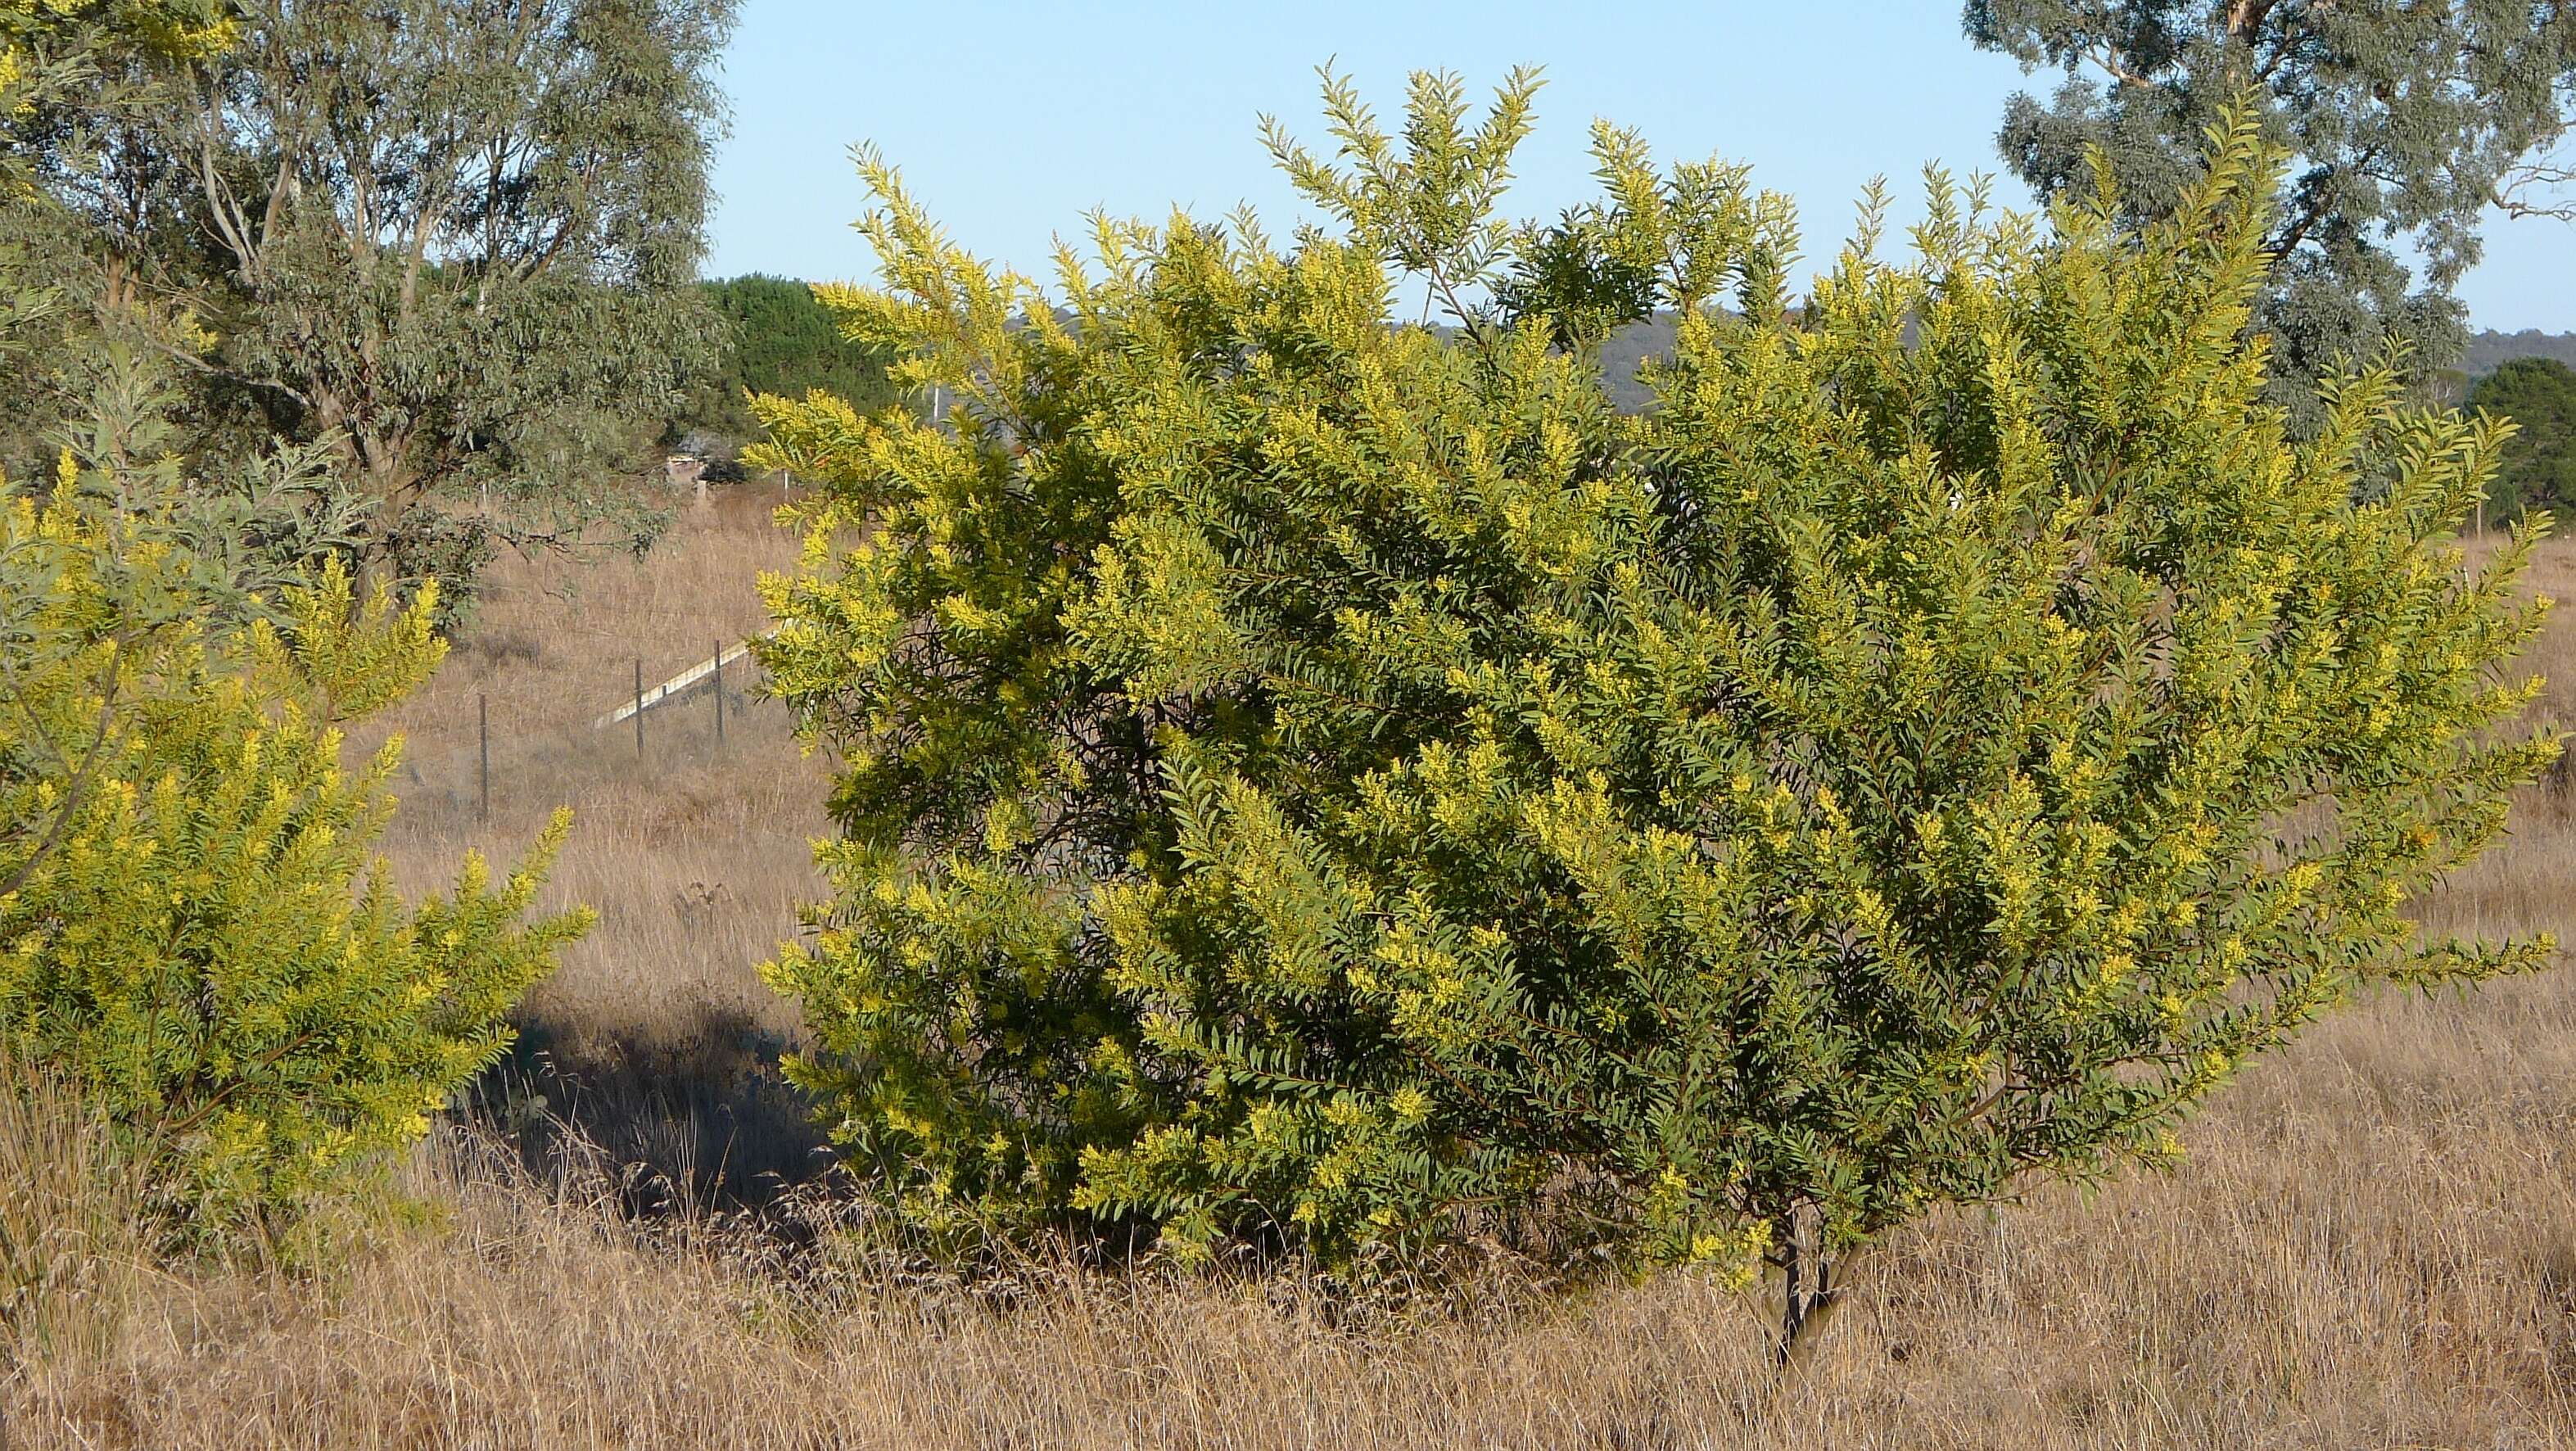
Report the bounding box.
[5,440,586,1227]
[748,76,2557,1289]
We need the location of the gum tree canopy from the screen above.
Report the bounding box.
[1964,1,2576,423]
[17,0,737,554]
[749,73,2558,1344]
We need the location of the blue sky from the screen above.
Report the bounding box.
[706,1,2574,332]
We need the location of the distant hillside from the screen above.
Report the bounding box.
[1598,320,2576,411]
[2465,330,2576,378]
[1602,318,1674,414]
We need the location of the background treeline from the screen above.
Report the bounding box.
[2465,329,2576,375]
[2470,356,2576,521]
[675,274,902,463]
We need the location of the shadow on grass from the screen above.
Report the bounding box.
[462,1002,831,1217]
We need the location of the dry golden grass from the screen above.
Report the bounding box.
[359,486,825,1052]
[350,487,834,1194]
[5,497,2574,1449]
[0,1056,142,1376]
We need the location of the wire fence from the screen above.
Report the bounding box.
[441,639,779,827]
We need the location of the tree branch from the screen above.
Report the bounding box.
[2268,145,2380,260]
[2086,43,2157,92]
[2225,0,2280,44]
[2495,156,2576,222]
[0,641,131,902]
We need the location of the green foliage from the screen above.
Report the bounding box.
[679,275,904,445]
[1,0,235,193]
[0,445,590,1234]
[751,75,2556,1290]
[14,0,737,585]
[2469,357,2576,522]
[0,2,235,472]
[1964,1,2576,426]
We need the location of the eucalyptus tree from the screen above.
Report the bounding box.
[3,2,231,181]
[1964,0,2576,423]
[1,2,235,462]
[28,0,739,575]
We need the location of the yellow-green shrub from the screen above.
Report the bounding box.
[0,455,589,1232]
[752,77,2556,1332]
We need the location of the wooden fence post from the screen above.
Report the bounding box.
[712,640,725,744]
[477,692,490,823]
[635,658,645,758]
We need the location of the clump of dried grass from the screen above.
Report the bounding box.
[11,1019,2575,1450]
[0,1056,144,1375]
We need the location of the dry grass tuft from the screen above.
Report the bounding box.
[5,494,2574,1449]
[0,1057,143,1375]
